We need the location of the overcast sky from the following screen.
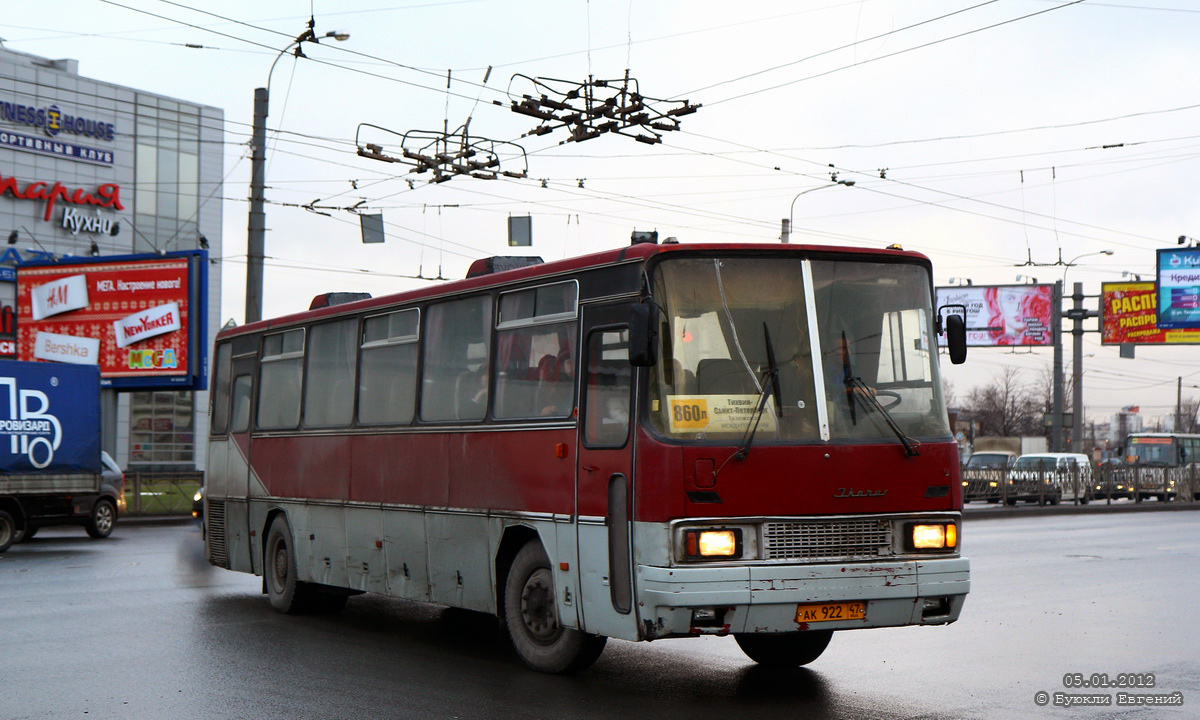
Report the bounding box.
[6,0,1200,425]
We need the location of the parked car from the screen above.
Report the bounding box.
[1093,458,1133,500]
[17,451,125,542]
[961,451,1016,502]
[1005,452,1092,505]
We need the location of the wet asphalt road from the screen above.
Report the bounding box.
[1,511,1197,720]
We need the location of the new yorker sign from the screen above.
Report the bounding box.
[0,99,116,165]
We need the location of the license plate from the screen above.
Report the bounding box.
[795,601,866,623]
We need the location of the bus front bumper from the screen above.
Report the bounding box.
[635,556,969,639]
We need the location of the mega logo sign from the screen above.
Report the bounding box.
[16,251,209,389]
[1101,281,1200,345]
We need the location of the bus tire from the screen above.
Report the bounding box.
[0,510,14,553]
[504,541,606,674]
[17,525,37,542]
[264,516,348,615]
[85,499,117,538]
[265,516,306,614]
[735,630,833,668]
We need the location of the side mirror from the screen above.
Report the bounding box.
[937,304,967,365]
[945,313,967,365]
[628,302,658,367]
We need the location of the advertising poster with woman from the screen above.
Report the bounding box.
[936,284,1055,347]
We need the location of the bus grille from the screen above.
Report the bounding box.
[762,518,892,561]
[207,500,229,569]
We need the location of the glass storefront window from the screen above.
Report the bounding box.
[129,391,195,465]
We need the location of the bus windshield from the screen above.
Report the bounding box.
[647,256,950,444]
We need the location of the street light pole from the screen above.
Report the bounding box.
[1061,250,1113,453]
[245,19,349,325]
[782,179,855,243]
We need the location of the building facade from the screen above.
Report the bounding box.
[0,47,222,472]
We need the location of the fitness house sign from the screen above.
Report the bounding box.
[0,99,116,166]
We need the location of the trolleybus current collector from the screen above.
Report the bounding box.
[203,240,971,673]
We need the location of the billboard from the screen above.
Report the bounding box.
[0,359,100,474]
[15,250,208,389]
[1156,248,1200,329]
[1101,281,1200,345]
[935,284,1055,347]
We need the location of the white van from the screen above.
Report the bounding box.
[1005,453,1093,505]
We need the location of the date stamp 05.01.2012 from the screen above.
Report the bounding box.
[1033,673,1184,709]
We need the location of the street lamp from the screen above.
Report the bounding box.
[781,179,855,244]
[246,19,350,324]
[1061,249,1114,454]
[1062,249,1114,284]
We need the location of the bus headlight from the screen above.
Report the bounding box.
[683,528,742,560]
[908,522,958,552]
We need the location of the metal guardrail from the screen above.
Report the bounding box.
[123,471,203,516]
[961,463,1199,507]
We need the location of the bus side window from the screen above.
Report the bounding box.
[304,319,357,428]
[421,295,492,423]
[358,309,419,425]
[258,329,304,429]
[584,329,631,448]
[211,342,232,434]
[231,374,252,434]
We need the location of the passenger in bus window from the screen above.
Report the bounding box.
[537,350,574,416]
[603,395,629,426]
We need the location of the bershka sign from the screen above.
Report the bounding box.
[114,302,180,348]
[18,256,193,382]
[33,330,99,365]
[0,171,123,222]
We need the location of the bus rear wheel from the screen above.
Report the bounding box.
[735,630,833,668]
[504,541,606,674]
[264,516,348,615]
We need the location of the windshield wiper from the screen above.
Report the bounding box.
[846,376,921,457]
[721,324,781,469]
[838,331,918,457]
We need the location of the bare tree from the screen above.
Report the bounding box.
[965,366,1043,437]
[1179,396,1200,433]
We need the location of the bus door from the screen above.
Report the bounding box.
[575,303,638,639]
[215,351,258,574]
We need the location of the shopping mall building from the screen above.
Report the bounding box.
[0,46,223,473]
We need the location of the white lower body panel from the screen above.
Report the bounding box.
[636,557,969,638]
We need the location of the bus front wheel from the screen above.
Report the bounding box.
[504,541,606,674]
[735,630,833,668]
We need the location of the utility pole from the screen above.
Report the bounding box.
[1051,280,1064,452]
[1065,282,1098,454]
[1177,376,1183,432]
[246,87,268,325]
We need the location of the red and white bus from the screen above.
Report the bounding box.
[203,240,970,673]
